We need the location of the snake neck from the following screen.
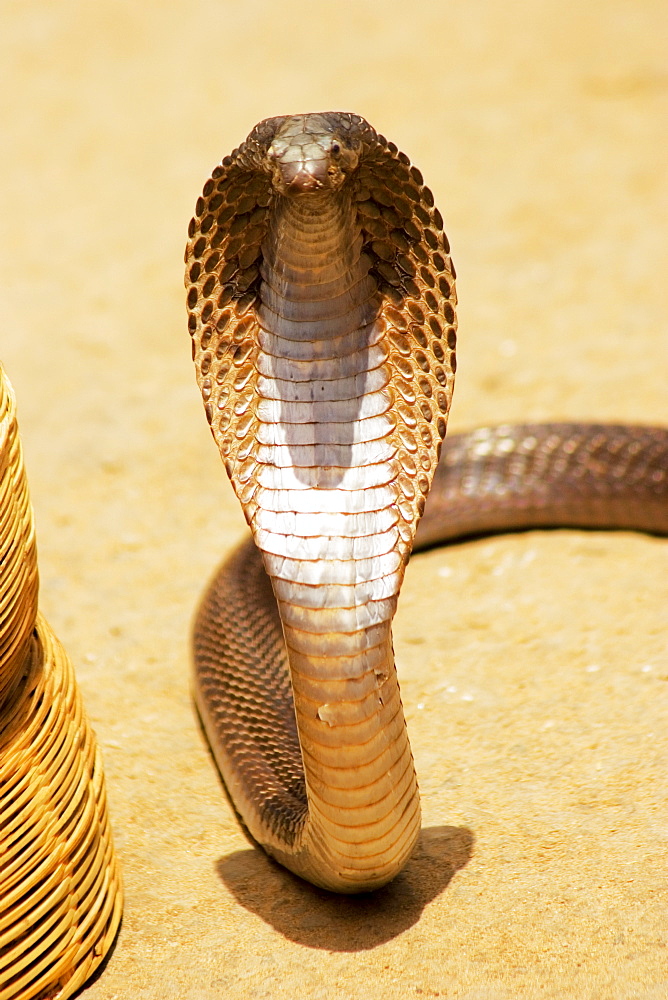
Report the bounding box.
[237,191,418,890]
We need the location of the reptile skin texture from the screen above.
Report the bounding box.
[185,113,668,893]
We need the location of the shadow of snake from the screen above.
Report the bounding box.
[215,824,473,949]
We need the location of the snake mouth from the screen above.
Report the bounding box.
[276,157,331,193]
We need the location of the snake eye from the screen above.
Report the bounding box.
[330,142,341,156]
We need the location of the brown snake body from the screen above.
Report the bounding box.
[185,113,668,893]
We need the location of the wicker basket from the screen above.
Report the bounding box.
[0,366,123,1000]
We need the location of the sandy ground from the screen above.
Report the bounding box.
[1,2,666,998]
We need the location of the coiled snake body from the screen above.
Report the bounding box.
[185,113,668,893]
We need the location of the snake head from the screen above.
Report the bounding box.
[262,113,362,194]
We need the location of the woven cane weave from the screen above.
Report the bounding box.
[0,374,37,709]
[0,367,123,1000]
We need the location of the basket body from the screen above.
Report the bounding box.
[0,368,123,1000]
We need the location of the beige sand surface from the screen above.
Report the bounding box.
[1,2,666,998]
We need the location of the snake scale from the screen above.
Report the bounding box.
[185,112,668,893]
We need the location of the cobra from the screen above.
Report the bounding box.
[185,112,668,893]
